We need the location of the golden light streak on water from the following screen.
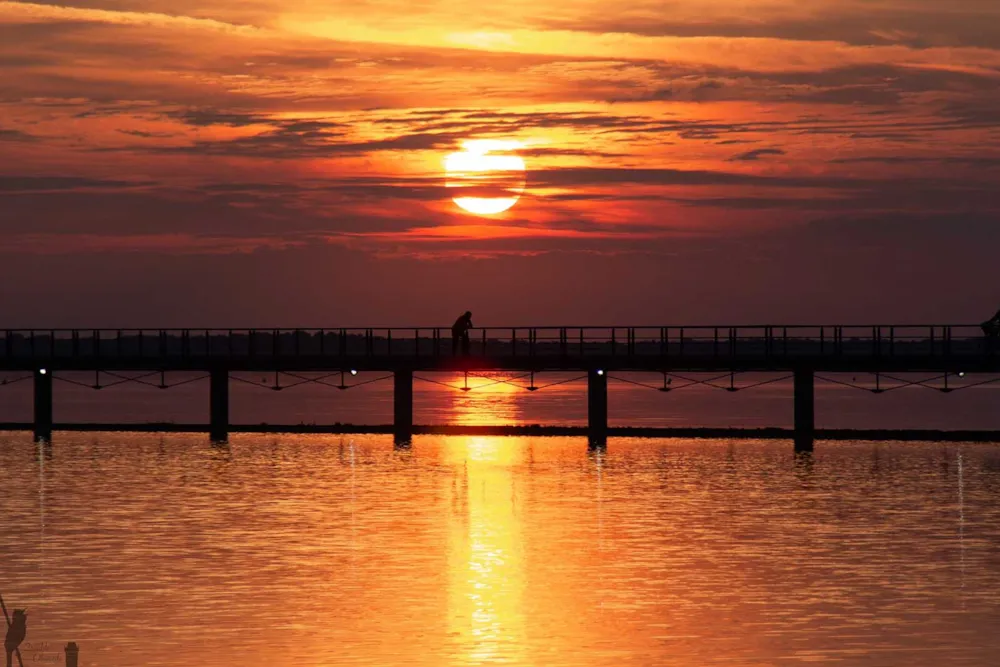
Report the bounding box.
[446,436,525,664]
[445,372,524,426]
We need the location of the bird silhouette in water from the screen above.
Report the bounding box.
[4,609,26,667]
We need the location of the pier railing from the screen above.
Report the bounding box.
[0,325,992,361]
[5,326,999,448]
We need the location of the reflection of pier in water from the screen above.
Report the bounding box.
[1,325,999,450]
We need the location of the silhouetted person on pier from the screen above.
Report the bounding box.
[982,308,1000,337]
[4,609,26,667]
[452,311,473,355]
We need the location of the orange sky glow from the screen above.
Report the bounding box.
[0,0,998,325]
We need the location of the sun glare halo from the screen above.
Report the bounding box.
[445,140,527,215]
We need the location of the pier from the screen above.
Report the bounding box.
[1,325,998,450]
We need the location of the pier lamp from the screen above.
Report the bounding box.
[959,372,966,377]
[350,369,358,376]
[596,369,605,376]
[39,368,47,375]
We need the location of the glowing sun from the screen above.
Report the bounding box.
[445,140,526,215]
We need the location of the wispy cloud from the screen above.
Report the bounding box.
[0,127,36,141]
[0,1,263,35]
[729,148,787,161]
[0,233,303,255]
[0,175,152,191]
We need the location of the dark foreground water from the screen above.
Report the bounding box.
[3,434,1000,666]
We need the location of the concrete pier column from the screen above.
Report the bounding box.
[588,369,608,443]
[34,368,53,441]
[794,369,814,452]
[394,369,413,444]
[209,368,229,442]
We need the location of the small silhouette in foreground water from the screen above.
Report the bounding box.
[452,311,474,355]
[4,609,26,667]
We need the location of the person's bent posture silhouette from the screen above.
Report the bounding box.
[982,307,1000,337]
[452,311,473,356]
[4,609,26,667]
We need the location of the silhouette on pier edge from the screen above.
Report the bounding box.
[981,307,1000,337]
[451,311,473,356]
[3,603,25,667]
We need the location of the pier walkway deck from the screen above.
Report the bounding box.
[2,325,997,449]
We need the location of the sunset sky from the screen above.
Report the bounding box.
[1,0,998,326]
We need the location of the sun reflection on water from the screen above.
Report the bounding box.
[445,383,525,663]
[446,373,524,426]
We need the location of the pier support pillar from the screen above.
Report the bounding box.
[394,369,413,445]
[34,368,53,441]
[209,368,229,442]
[588,369,608,446]
[794,369,814,452]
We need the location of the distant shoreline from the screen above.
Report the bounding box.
[1,422,999,442]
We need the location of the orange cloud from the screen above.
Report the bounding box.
[0,1,263,34]
[337,224,671,242]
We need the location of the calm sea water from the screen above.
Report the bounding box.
[2,433,1000,666]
